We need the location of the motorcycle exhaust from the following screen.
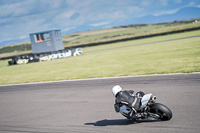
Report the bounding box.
[152,96,156,102]
[148,113,160,119]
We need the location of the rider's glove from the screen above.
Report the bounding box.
[114,103,120,112]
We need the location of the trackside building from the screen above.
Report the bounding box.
[8,29,83,65]
[30,29,64,54]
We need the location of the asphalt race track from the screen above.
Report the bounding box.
[0,73,200,133]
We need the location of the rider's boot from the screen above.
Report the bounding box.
[128,112,141,120]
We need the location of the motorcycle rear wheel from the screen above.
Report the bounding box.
[150,103,172,120]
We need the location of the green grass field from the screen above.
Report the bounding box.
[0,30,200,85]
[62,20,200,47]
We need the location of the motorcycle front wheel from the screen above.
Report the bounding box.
[150,103,172,120]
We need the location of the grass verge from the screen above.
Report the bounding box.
[0,31,200,85]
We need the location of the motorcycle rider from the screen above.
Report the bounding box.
[112,85,145,120]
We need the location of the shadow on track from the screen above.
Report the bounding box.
[85,119,162,126]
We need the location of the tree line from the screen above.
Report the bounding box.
[0,43,32,54]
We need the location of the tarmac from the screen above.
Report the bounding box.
[0,73,200,133]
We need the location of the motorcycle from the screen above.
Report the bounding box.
[140,94,172,120]
[121,93,173,121]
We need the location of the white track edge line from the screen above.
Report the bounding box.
[1,72,200,87]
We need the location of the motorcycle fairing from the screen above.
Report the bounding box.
[140,93,152,110]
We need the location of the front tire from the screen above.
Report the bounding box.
[150,103,172,120]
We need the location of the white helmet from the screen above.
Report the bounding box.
[112,85,122,97]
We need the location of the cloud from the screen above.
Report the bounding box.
[19,35,27,40]
[0,0,66,18]
[159,0,168,6]
[70,12,80,20]
[90,22,110,27]
[153,8,181,16]
[141,0,168,7]
[0,0,200,46]
[0,2,28,17]
[63,27,77,32]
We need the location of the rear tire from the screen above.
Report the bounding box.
[150,103,172,120]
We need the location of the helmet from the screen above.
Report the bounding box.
[112,85,122,97]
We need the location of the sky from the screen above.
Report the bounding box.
[0,0,200,46]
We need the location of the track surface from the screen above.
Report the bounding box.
[0,73,200,133]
